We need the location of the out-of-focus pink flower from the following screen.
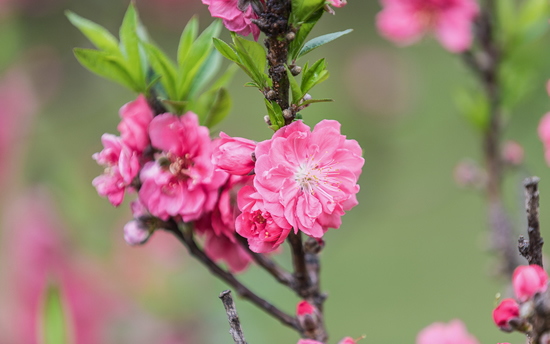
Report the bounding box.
[202,0,261,41]
[195,175,253,272]
[416,319,479,344]
[493,299,520,331]
[235,185,292,253]
[296,300,315,316]
[124,199,154,246]
[338,338,357,344]
[376,0,479,53]
[253,120,364,238]
[297,340,324,344]
[92,134,140,207]
[328,0,347,7]
[118,94,154,154]
[513,265,548,302]
[502,141,524,166]
[453,159,486,188]
[538,112,550,165]
[139,112,220,221]
[212,132,256,175]
[296,300,321,331]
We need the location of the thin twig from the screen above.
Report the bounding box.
[519,177,544,267]
[219,290,247,344]
[164,220,300,331]
[287,231,309,296]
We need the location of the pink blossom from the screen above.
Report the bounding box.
[139,112,221,221]
[118,94,154,154]
[328,0,347,7]
[92,134,140,206]
[538,113,550,165]
[212,132,256,175]
[513,265,548,302]
[235,185,293,253]
[296,300,315,316]
[124,199,154,246]
[195,175,253,272]
[376,0,479,53]
[417,320,479,344]
[338,338,357,344]
[297,340,324,344]
[253,120,364,238]
[493,299,520,331]
[502,140,524,166]
[202,0,261,41]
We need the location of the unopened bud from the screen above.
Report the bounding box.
[264,115,272,126]
[502,140,524,166]
[296,300,319,331]
[286,32,296,41]
[493,298,519,332]
[124,220,153,246]
[266,90,277,100]
[283,109,293,120]
[291,65,302,76]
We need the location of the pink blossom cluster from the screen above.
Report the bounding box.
[214,120,364,253]
[493,265,548,331]
[376,0,479,53]
[416,320,479,344]
[201,0,262,41]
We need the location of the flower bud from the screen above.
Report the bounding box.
[513,265,548,302]
[266,90,277,100]
[124,220,153,246]
[286,32,296,41]
[264,115,272,126]
[297,341,323,344]
[493,298,520,331]
[212,132,257,176]
[296,300,319,331]
[291,65,302,76]
[338,337,358,344]
[502,141,524,166]
[283,109,293,120]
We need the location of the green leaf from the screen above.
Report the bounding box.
[244,81,259,87]
[74,48,139,91]
[194,88,232,128]
[264,99,285,128]
[66,11,121,55]
[119,4,144,85]
[178,16,199,66]
[291,0,325,25]
[301,58,329,95]
[213,37,240,63]
[286,65,303,104]
[177,20,222,99]
[189,49,222,97]
[297,29,353,59]
[454,88,490,131]
[143,42,178,99]
[42,285,69,344]
[300,98,334,107]
[232,32,266,86]
[288,8,323,62]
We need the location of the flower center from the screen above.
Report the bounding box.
[294,151,342,203]
[165,152,194,180]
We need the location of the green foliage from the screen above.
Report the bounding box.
[290,0,326,25]
[297,29,353,59]
[42,285,69,344]
[498,0,550,50]
[288,9,324,62]
[455,88,490,132]
[286,66,303,104]
[264,99,285,131]
[301,58,329,96]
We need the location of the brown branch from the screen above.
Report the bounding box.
[163,220,300,331]
[519,177,544,267]
[219,290,248,344]
[235,234,296,289]
[287,231,309,296]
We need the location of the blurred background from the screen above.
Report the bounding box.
[0,0,549,343]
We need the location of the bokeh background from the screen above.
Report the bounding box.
[1,0,549,343]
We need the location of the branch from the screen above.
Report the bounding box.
[519,177,544,267]
[235,234,296,289]
[164,220,300,331]
[288,231,309,296]
[219,290,247,344]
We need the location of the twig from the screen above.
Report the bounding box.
[519,177,544,267]
[164,220,300,331]
[219,290,247,344]
[304,238,326,310]
[287,231,309,296]
[235,234,296,289]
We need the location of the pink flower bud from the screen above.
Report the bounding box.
[502,141,524,166]
[493,298,519,331]
[123,220,152,246]
[296,300,315,316]
[212,132,256,176]
[338,337,357,344]
[296,300,319,331]
[297,340,323,344]
[513,265,548,302]
[117,94,154,154]
[328,0,346,7]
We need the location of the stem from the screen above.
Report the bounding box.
[519,177,544,267]
[164,221,300,331]
[288,231,309,295]
[219,290,248,344]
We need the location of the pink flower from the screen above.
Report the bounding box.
[92,134,140,206]
[296,300,320,331]
[139,112,220,221]
[493,299,519,331]
[204,233,251,273]
[376,0,479,53]
[296,300,315,316]
[235,185,292,253]
[212,132,256,175]
[202,0,261,41]
[328,0,347,7]
[253,120,364,238]
[124,199,154,246]
[417,320,479,344]
[502,141,524,166]
[117,94,154,154]
[338,338,357,344]
[513,265,548,302]
[538,113,550,165]
[297,340,324,344]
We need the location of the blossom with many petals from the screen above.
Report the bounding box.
[493,299,519,331]
[416,320,479,344]
[213,132,256,175]
[139,112,221,221]
[376,0,479,53]
[118,94,154,154]
[513,265,548,302]
[202,0,261,41]
[328,0,347,7]
[253,120,364,238]
[93,134,140,206]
